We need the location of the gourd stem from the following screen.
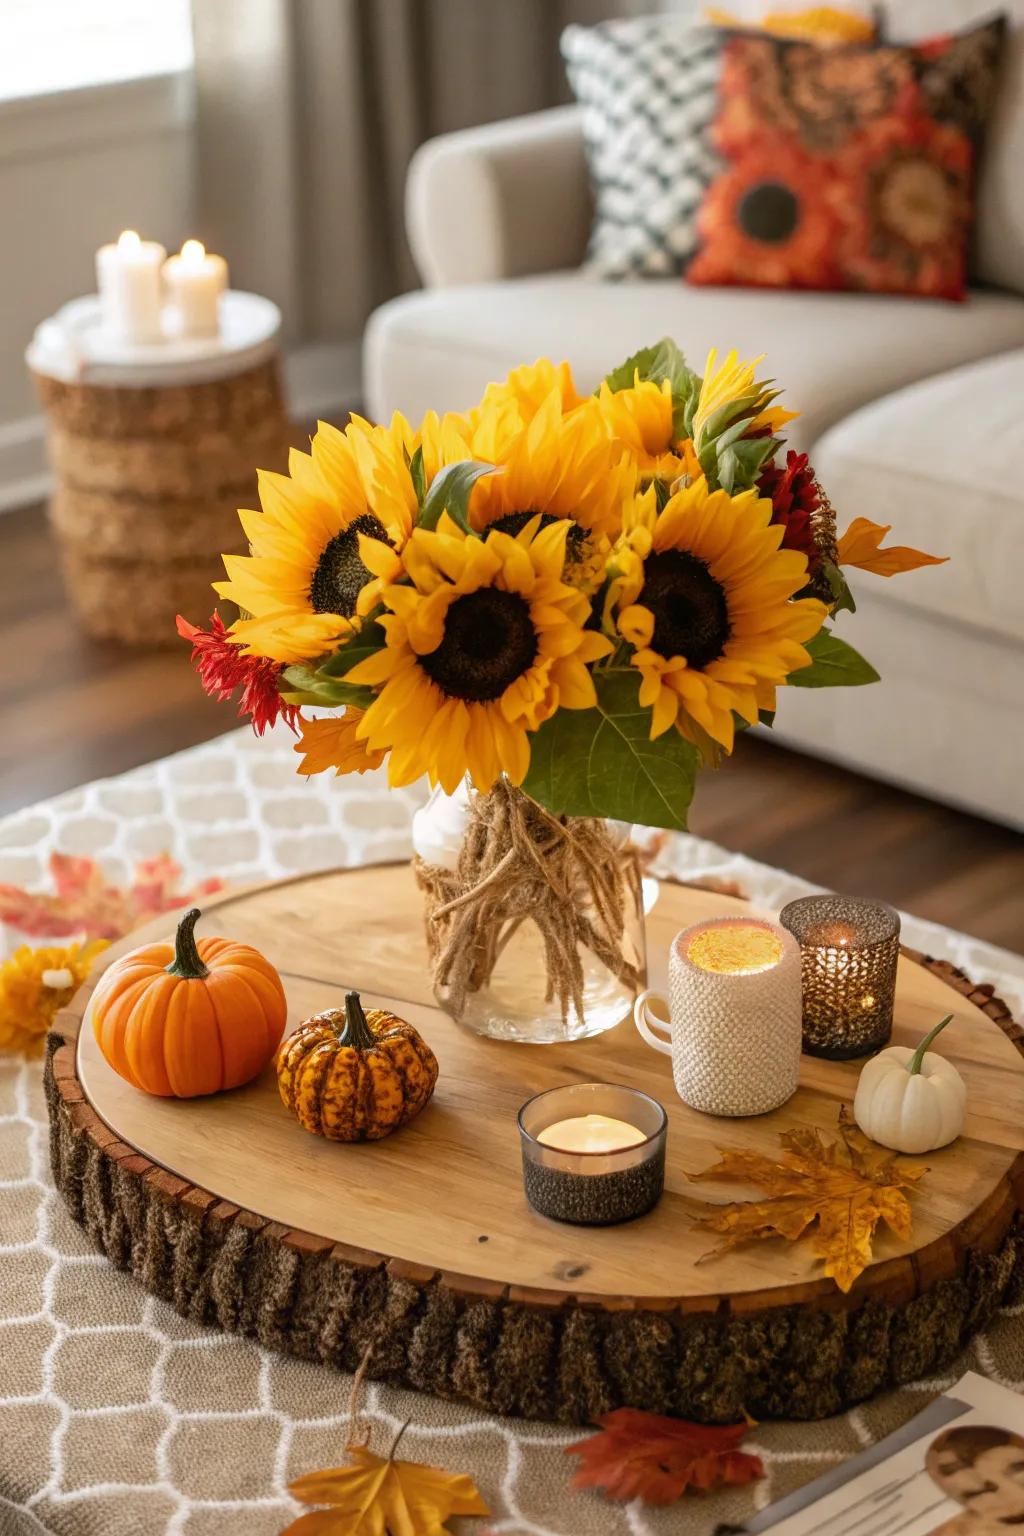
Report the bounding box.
[909,1014,953,1075]
[166,908,210,980]
[342,991,376,1051]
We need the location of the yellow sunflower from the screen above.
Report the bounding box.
[461,389,636,591]
[215,422,416,664]
[345,515,612,793]
[597,373,703,484]
[607,479,826,752]
[693,348,799,448]
[472,358,585,424]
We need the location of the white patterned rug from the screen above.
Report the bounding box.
[2,724,1023,1536]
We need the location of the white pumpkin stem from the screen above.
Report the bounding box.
[909,1014,954,1075]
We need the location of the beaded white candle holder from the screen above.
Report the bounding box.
[634,916,803,1116]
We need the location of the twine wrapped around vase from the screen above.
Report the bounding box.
[413,779,644,1025]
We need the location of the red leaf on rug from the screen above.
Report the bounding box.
[0,853,223,940]
[565,1407,764,1504]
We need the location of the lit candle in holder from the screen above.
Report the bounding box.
[519,1083,666,1225]
[95,229,166,344]
[780,895,900,1060]
[537,1114,646,1154]
[163,239,228,338]
[634,916,802,1116]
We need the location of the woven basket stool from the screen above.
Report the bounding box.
[28,294,290,646]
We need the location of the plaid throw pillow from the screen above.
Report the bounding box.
[561,17,724,279]
[686,16,1006,299]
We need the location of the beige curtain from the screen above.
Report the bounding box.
[190,0,636,346]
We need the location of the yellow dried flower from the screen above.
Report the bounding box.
[0,940,109,1054]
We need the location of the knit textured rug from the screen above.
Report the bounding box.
[2,724,1023,1536]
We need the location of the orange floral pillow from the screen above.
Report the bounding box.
[687,18,1005,301]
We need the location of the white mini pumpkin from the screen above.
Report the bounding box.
[854,1015,966,1155]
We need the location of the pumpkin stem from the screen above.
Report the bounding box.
[342,991,376,1051]
[166,908,210,980]
[909,1014,954,1075]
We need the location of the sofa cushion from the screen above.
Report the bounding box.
[561,15,722,279]
[812,349,1024,645]
[882,0,1024,296]
[364,272,1024,455]
[686,19,1005,302]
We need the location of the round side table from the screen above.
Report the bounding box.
[26,292,290,646]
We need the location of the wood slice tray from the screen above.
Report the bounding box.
[46,864,1024,1426]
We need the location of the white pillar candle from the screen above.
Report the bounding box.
[95,230,166,344]
[163,239,228,338]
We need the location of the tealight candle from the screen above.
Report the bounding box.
[518,1083,666,1225]
[537,1113,645,1154]
[95,229,166,344]
[780,895,900,1059]
[163,239,229,338]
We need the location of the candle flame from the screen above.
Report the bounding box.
[180,238,206,264]
[118,229,141,251]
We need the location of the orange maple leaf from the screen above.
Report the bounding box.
[284,1440,490,1535]
[836,517,947,577]
[689,1108,928,1293]
[566,1407,763,1504]
[294,712,385,778]
[0,853,223,941]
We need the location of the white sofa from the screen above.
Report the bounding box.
[364,16,1024,830]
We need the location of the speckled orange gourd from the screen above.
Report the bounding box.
[276,991,438,1141]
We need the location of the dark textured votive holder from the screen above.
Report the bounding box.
[517,1082,667,1226]
[780,894,900,1060]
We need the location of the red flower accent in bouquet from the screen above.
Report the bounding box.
[176,613,299,736]
[758,450,821,569]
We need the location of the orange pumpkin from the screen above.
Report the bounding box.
[91,907,287,1097]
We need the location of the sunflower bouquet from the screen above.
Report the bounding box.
[179,339,941,834]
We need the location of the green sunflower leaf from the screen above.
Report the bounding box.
[409,445,427,506]
[788,630,880,688]
[521,668,699,832]
[416,459,497,535]
[280,664,376,712]
[820,559,857,615]
[602,337,698,402]
[317,623,387,677]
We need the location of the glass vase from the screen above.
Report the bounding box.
[412,779,647,1044]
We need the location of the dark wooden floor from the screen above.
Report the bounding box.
[1,502,1021,953]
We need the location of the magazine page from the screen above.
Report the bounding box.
[748,1374,1024,1535]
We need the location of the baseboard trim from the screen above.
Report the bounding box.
[0,338,363,513]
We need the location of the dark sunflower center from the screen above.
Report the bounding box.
[488,510,587,563]
[738,181,800,245]
[309,514,391,617]
[639,549,730,668]
[419,589,538,703]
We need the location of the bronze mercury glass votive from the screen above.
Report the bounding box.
[518,1082,667,1226]
[779,894,901,1060]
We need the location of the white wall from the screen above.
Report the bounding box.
[0,73,195,508]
